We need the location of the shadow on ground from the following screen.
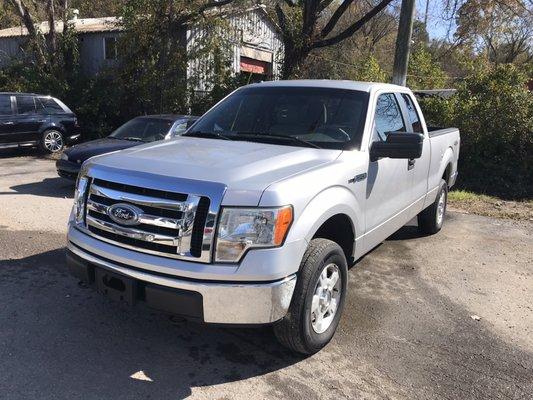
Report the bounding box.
[0,232,304,399]
[3,177,74,199]
[0,225,531,400]
[0,147,53,160]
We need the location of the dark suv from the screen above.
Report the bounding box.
[0,92,81,153]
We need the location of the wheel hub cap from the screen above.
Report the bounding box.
[311,263,341,334]
[44,131,63,152]
[436,191,446,225]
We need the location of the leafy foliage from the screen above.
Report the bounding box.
[420,64,532,198]
[407,48,448,89]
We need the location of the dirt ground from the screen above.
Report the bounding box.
[1,150,532,400]
[448,191,533,221]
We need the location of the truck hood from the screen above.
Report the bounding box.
[86,137,342,205]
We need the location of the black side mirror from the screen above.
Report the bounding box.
[370,132,424,162]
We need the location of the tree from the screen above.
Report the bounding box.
[407,47,448,89]
[115,0,238,116]
[271,0,395,79]
[441,0,532,64]
[419,63,532,198]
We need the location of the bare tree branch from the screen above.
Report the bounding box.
[5,0,47,66]
[313,0,393,49]
[321,0,354,38]
[46,0,57,54]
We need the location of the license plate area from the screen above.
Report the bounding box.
[95,268,137,305]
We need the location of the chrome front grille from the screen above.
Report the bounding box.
[82,178,212,262]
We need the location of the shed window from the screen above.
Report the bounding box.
[104,37,117,60]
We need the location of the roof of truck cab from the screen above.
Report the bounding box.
[137,114,198,120]
[250,80,407,93]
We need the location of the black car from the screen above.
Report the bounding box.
[56,114,198,180]
[0,92,81,153]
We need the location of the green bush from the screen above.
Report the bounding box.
[407,48,449,89]
[419,64,532,199]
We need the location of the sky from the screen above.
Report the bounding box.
[415,0,457,40]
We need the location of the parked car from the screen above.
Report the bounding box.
[56,114,198,180]
[0,92,80,153]
[66,81,460,354]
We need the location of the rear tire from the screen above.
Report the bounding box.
[418,179,448,234]
[39,129,64,154]
[274,238,348,355]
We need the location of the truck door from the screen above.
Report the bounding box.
[364,93,413,246]
[13,95,45,143]
[398,93,431,214]
[0,95,17,145]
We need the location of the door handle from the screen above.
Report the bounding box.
[2,121,14,125]
[408,159,416,170]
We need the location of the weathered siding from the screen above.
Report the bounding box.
[78,31,120,75]
[187,8,283,93]
[0,36,26,67]
[0,9,283,87]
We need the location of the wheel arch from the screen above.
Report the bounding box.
[39,121,66,135]
[439,147,455,188]
[286,186,362,265]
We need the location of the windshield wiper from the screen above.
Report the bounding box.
[121,137,146,142]
[184,131,233,141]
[234,132,322,149]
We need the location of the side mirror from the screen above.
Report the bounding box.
[370,132,424,162]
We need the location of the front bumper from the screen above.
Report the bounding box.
[67,243,297,324]
[56,159,81,180]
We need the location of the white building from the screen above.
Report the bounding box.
[0,6,283,89]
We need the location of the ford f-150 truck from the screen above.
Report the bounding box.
[67,81,459,354]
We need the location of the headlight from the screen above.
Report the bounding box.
[73,176,89,225]
[215,206,293,263]
[61,153,68,161]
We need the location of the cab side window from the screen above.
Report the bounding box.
[0,95,12,115]
[16,95,36,114]
[374,93,406,141]
[401,94,423,133]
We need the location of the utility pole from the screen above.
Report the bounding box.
[392,0,416,86]
[424,0,430,26]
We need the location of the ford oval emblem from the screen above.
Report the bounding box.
[107,203,141,226]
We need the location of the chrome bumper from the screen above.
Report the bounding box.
[67,242,296,324]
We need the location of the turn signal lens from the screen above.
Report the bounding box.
[273,206,293,245]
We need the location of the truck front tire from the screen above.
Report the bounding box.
[274,238,348,355]
[418,179,448,234]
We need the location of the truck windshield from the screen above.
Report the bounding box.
[109,117,173,142]
[186,86,369,150]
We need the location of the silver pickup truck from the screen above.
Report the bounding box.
[67,80,459,354]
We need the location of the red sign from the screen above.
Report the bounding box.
[240,57,269,74]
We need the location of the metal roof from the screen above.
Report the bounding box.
[0,17,120,39]
[250,79,406,93]
[0,5,275,39]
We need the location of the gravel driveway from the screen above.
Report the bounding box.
[1,151,532,400]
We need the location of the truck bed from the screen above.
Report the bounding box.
[427,127,459,138]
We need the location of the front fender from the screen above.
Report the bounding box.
[286,185,363,256]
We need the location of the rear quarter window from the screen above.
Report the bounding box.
[400,94,423,133]
[37,97,65,113]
